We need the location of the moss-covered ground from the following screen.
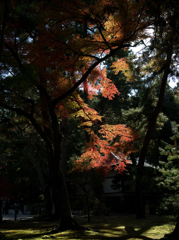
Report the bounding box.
[0,214,176,239]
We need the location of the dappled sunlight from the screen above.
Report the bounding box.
[2,229,45,239]
[115,226,125,230]
[0,215,176,239]
[98,227,126,236]
[141,224,175,239]
[134,228,141,231]
[127,239,143,240]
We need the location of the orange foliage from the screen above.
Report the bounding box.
[21,0,149,104]
[72,124,139,176]
[1,0,149,175]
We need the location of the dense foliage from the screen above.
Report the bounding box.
[156,125,179,215]
[1,0,179,236]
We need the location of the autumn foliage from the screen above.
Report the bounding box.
[72,124,139,175]
[0,0,149,176]
[0,0,154,227]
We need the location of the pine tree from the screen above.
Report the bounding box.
[156,122,179,215]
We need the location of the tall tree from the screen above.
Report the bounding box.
[131,0,179,221]
[0,0,151,230]
[156,124,179,215]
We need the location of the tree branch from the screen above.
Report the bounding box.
[4,43,24,69]
[0,0,9,56]
[0,102,52,150]
[20,96,35,116]
[52,44,129,108]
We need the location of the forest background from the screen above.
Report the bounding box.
[0,0,179,238]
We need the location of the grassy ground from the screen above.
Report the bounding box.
[0,214,176,239]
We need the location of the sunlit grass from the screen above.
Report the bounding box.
[0,215,176,239]
[141,223,175,239]
[3,229,42,239]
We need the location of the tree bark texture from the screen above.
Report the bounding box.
[40,79,78,228]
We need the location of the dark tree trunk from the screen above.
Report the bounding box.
[40,78,64,219]
[172,216,179,239]
[47,103,81,229]
[43,185,53,216]
[163,215,179,239]
[39,77,81,229]
[51,154,79,230]
[50,188,62,218]
[61,117,68,175]
[56,166,74,229]
[136,44,173,218]
[47,150,62,219]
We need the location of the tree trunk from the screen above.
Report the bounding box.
[47,110,81,230]
[43,185,53,216]
[171,216,179,239]
[50,153,80,230]
[163,215,179,240]
[39,77,80,228]
[47,150,62,219]
[61,118,68,175]
[57,165,74,229]
[39,77,63,218]
[136,44,173,218]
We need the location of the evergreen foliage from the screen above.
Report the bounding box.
[156,124,179,215]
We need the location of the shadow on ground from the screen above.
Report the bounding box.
[0,215,176,239]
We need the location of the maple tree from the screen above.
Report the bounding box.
[72,124,137,174]
[0,0,152,230]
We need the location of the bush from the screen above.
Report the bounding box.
[91,197,109,215]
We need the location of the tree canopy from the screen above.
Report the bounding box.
[1,0,179,235]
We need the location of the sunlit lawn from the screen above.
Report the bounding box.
[0,214,176,239]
